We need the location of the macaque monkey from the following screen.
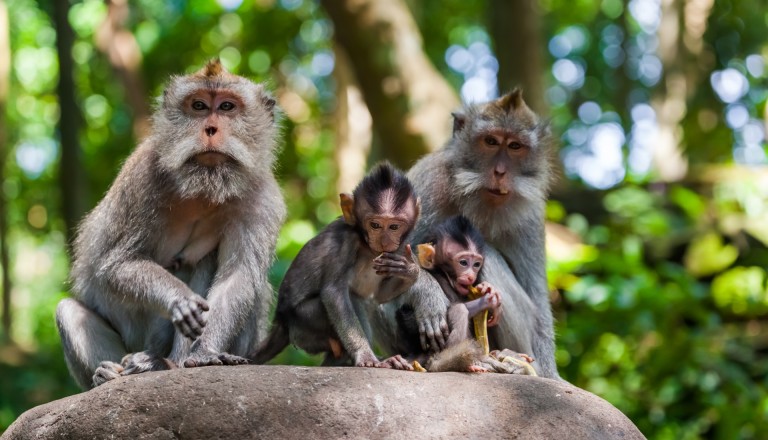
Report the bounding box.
[416,215,502,350]
[250,162,418,369]
[378,89,559,378]
[56,60,286,389]
[400,216,533,374]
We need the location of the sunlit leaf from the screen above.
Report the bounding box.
[684,232,739,277]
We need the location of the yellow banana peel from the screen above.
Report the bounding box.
[467,285,490,355]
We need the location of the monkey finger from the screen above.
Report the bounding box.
[184,314,204,338]
[191,306,207,329]
[404,244,413,260]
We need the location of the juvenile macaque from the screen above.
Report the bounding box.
[377,89,559,378]
[56,60,286,389]
[250,162,418,369]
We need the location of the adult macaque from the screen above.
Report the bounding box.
[383,89,559,378]
[250,162,418,369]
[56,60,286,389]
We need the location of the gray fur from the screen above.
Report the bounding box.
[374,91,560,378]
[56,61,286,389]
[251,164,419,370]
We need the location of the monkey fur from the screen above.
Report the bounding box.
[374,89,559,378]
[56,60,286,389]
[250,162,418,370]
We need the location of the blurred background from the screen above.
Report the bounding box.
[0,0,767,437]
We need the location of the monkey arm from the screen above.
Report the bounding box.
[187,198,283,360]
[400,268,450,351]
[100,254,208,339]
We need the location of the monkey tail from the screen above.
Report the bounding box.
[249,320,290,364]
[425,339,484,372]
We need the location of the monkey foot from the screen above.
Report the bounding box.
[92,361,124,387]
[121,351,175,376]
[467,364,490,373]
[182,352,249,368]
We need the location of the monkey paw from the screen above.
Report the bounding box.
[92,361,124,387]
[379,354,413,371]
[170,295,209,340]
[182,352,249,368]
[121,351,175,376]
[373,246,418,280]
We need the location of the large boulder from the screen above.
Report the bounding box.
[3,365,644,439]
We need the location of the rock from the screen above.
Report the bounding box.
[3,365,645,439]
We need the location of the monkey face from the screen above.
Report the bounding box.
[450,91,553,209]
[364,215,411,253]
[182,90,245,167]
[474,129,532,206]
[439,239,483,296]
[153,60,279,203]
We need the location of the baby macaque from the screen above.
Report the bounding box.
[250,162,419,369]
[401,216,535,374]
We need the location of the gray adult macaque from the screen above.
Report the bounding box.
[250,162,419,369]
[378,89,559,378]
[56,60,286,389]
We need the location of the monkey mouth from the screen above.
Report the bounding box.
[455,282,472,296]
[487,188,510,197]
[191,151,235,168]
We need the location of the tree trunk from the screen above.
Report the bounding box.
[487,0,547,114]
[52,0,88,244]
[0,0,11,342]
[320,0,459,169]
[95,0,150,140]
[333,45,372,194]
[650,0,692,182]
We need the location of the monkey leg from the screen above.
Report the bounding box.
[445,303,472,348]
[56,298,128,390]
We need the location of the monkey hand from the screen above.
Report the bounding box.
[373,244,419,281]
[476,281,503,327]
[170,295,210,340]
[379,354,414,371]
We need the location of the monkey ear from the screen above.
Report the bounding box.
[340,193,356,225]
[451,111,466,136]
[416,244,435,269]
[262,96,276,112]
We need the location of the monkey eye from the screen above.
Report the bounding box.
[370,222,382,230]
[509,141,523,150]
[191,100,208,111]
[219,101,236,111]
[459,259,468,267]
[484,136,499,146]
[473,261,482,268]
[389,224,400,231]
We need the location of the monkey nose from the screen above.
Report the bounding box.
[205,126,218,137]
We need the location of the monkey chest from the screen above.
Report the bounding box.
[348,260,382,300]
[157,206,222,268]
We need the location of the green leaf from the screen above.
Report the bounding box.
[683,232,739,277]
[711,266,768,315]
